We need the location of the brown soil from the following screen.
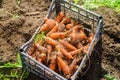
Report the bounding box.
[0,0,50,65]
[94,7,120,79]
[0,0,120,80]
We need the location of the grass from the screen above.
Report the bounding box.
[74,0,120,12]
[0,53,29,80]
[104,73,117,80]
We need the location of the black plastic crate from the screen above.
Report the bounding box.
[20,0,103,80]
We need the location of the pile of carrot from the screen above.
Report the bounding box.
[28,11,94,78]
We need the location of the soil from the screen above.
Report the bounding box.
[0,0,50,65]
[0,0,120,80]
[94,7,120,79]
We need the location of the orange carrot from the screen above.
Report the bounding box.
[70,57,82,68]
[69,29,79,44]
[88,33,94,43]
[55,45,73,59]
[71,19,79,26]
[55,11,64,23]
[40,23,48,32]
[58,23,65,32]
[56,51,64,59]
[61,17,71,25]
[70,58,78,74]
[59,39,77,51]
[28,44,36,56]
[49,56,56,71]
[78,28,87,41]
[77,42,83,49]
[66,24,81,35]
[38,53,46,63]
[47,45,52,62]
[40,18,56,32]
[57,57,71,75]
[49,32,66,39]
[43,18,56,29]
[69,48,83,56]
[38,58,42,63]
[34,43,47,51]
[82,44,89,54]
[45,37,57,46]
[47,45,52,54]
[57,59,62,73]
[35,49,41,57]
[46,23,59,36]
[66,24,73,30]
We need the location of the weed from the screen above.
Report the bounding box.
[0,53,29,80]
[80,0,120,12]
[13,14,19,19]
[74,0,79,4]
[17,0,21,5]
[104,74,117,80]
[7,12,19,19]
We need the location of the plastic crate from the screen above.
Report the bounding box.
[20,0,103,80]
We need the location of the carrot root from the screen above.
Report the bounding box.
[59,39,77,51]
[45,37,57,46]
[56,45,73,59]
[57,57,71,75]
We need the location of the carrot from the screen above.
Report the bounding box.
[70,57,82,72]
[35,49,40,57]
[68,29,79,44]
[56,51,64,59]
[40,18,56,32]
[58,23,65,32]
[40,23,48,32]
[47,45,52,54]
[57,57,71,75]
[46,23,59,36]
[49,32,66,39]
[28,44,36,56]
[66,24,73,30]
[45,37,57,46]
[82,44,89,54]
[38,58,42,63]
[61,17,71,25]
[34,43,47,51]
[66,24,81,35]
[59,39,77,51]
[38,53,46,63]
[71,18,79,26]
[77,42,83,49]
[88,33,94,43]
[69,58,78,74]
[69,48,83,56]
[43,18,56,29]
[78,28,87,41]
[49,56,56,71]
[57,59,62,73]
[47,45,52,62]
[55,11,64,23]
[55,45,73,59]
[31,49,38,59]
